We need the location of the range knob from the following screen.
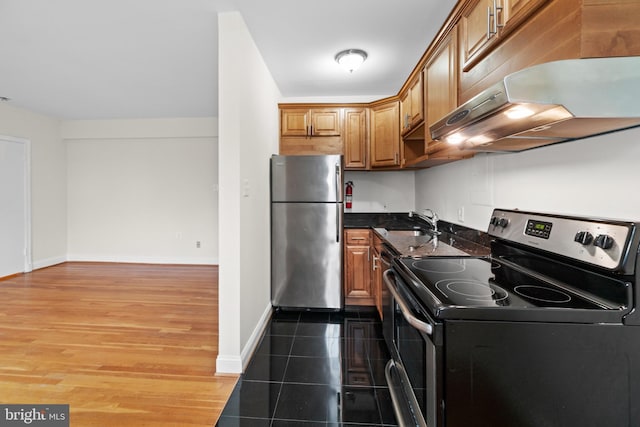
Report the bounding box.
[574,231,594,245]
[594,234,614,250]
[497,218,509,228]
[490,216,498,226]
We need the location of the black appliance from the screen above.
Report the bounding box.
[383,209,640,427]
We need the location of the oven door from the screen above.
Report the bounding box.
[383,268,443,427]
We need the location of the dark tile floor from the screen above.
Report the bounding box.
[215,310,397,427]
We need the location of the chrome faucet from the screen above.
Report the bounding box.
[409,209,439,233]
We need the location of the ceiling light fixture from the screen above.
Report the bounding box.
[335,49,368,73]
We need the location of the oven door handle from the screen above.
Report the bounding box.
[385,359,429,427]
[384,269,434,336]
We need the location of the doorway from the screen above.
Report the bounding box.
[0,135,31,277]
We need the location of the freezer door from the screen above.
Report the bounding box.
[271,154,343,202]
[271,202,343,309]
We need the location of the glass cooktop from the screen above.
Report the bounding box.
[393,256,630,323]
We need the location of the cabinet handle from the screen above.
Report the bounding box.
[493,0,504,34]
[372,255,379,270]
[351,237,367,240]
[394,152,399,165]
[367,247,370,262]
[488,1,503,39]
[487,6,495,39]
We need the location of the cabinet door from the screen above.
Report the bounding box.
[400,90,411,132]
[344,108,368,169]
[370,102,400,168]
[408,74,424,127]
[344,229,373,306]
[345,245,372,303]
[400,74,424,133]
[504,0,532,18]
[310,109,341,136]
[281,109,309,137]
[501,0,549,35]
[461,0,496,71]
[426,30,458,142]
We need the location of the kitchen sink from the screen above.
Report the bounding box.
[375,228,474,257]
[387,229,432,237]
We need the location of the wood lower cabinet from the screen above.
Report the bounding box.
[344,229,374,306]
[369,101,401,168]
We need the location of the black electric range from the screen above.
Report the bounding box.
[383,209,640,427]
[393,251,631,323]
[392,209,638,324]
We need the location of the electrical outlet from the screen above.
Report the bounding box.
[242,179,250,197]
[458,207,465,222]
[196,241,201,248]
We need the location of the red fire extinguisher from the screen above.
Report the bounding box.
[345,181,354,209]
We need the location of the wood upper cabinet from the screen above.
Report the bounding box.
[426,29,458,142]
[370,101,401,168]
[344,108,368,170]
[459,0,640,103]
[280,107,341,137]
[344,229,374,306]
[279,106,343,155]
[460,0,549,71]
[424,28,473,163]
[405,27,473,168]
[460,0,495,71]
[400,72,424,135]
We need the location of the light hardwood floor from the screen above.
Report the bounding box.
[0,262,237,426]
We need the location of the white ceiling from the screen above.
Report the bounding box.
[0,0,457,120]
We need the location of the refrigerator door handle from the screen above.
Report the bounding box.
[335,163,341,200]
[336,203,341,243]
[335,163,341,243]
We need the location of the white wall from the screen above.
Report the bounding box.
[344,170,415,212]
[62,118,218,264]
[217,11,281,373]
[0,103,66,269]
[415,127,640,231]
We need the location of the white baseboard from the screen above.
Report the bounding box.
[215,355,243,374]
[215,304,273,375]
[241,304,273,371]
[32,256,67,270]
[66,254,218,265]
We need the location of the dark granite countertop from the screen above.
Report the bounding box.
[344,212,423,230]
[374,228,490,258]
[345,212,491,258]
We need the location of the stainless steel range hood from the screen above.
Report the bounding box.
[430,57,640,152]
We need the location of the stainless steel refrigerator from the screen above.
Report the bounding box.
[270,154,343,310]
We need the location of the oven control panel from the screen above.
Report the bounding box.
[488,209,635,271]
